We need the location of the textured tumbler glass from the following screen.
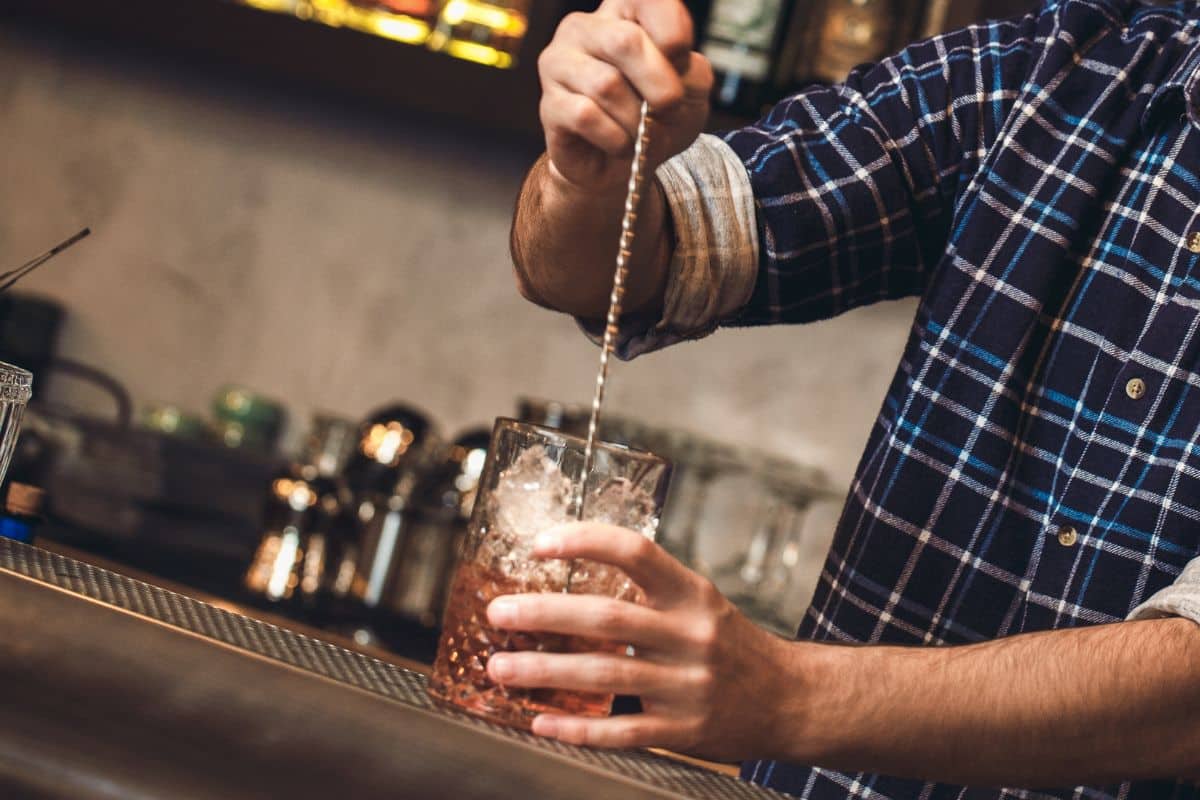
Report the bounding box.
[0,361,32,488]
[428,418,672,729]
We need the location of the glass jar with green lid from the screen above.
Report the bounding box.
[212,385,288,454]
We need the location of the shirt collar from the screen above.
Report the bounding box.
[1144,30,1200,130]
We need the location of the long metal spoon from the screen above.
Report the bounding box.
[576,100,653,518]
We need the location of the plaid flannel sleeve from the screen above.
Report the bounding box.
[583,12,1040,356]
[577,133,759,360]
[723,14,1039,327]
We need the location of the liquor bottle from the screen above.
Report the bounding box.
[783,0,925,88]
[291,416,360,619]
[333,404,438,642]
[243,414,356,610]
[0,483,44,544]
[381,428,490,631]
[700,0,794,117]
[329,0,441,46]
[427,0,531,69]
[919,0,952,39]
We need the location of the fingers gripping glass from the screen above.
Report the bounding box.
[428,418,672,730]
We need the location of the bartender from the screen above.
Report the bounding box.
[495,0,1200,797]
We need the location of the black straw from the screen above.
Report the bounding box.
[0,227,91,294]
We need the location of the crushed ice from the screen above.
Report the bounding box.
[479,445,657,596]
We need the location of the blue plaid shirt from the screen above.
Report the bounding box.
[711,1,1200,797]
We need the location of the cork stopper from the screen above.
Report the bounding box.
[5,483,44,518]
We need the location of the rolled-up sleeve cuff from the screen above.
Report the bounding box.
[1128,558,1200,627]
[576,133,759,360]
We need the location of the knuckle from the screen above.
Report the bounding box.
[690,667,717,702]
[607,22,644,60]
[567,721,593,747]
[689,619,719,657]
[593,600,627,634]
[515,596,547,627]
[695,576,723,609]
[653,81,685,109]
[656,20,692,61]
[613,723,643,749]
[683,717,708,748]
[524,655,551,683]
[559,11,589,35]
[593,659,622,687]
[568,96,598,130]
[628,534,655,562]
[536,47,555,76]
[592,66,624,102]
[541,94,569,133]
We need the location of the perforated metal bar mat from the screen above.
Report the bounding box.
[0,539,788,800]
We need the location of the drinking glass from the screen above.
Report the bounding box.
[427,418,672,729]
[0,361,32,488]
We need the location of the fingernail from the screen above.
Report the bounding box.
[488,597,517,626]
[532,715,558,737]
[489,654,514,682]
[534,532,562,556]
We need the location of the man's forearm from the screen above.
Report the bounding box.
[510,154,673,319]
[782,618,1200,787]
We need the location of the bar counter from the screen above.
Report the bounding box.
[0,539,776,799]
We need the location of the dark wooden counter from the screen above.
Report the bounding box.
[0,540,770,799]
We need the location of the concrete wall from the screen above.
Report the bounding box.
[0,23,916,494]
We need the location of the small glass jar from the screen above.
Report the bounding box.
[0,360,32,488]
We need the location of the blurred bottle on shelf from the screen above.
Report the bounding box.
[243,414,357,611]
[291,416,361,618]
[918,0,952,39]
[306,0,439,45]
[141,405,210,441]
[236,0,541,62]
[375,428,490,635]
[374,0,440,20]
[426,0,530,69]
[239,0,309,14]
[700,0,794,117]
[332,404,439,642]
[1,483,44,544]
[780,0,926,89]
[212,385,287,456]
[516,396,587,436]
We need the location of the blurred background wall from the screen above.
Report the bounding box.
[0,24,919,489]
[0,0,1042,652]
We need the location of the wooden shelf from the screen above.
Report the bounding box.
[3,0,562,140]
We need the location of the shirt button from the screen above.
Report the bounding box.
[1057,525,1079,547]
[1125,378,1147,400]
[1189,232,1200,254]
